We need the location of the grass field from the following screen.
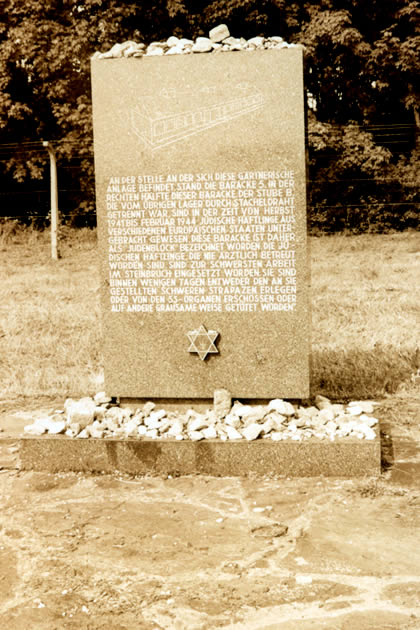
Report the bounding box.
[0,222,419,401]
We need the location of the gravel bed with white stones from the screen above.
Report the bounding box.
[23,394,379,442]
[91,24,302,60]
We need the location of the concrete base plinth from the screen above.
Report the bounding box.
[18,434,381,477]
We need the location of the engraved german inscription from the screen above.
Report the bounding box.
[106,170,297,314]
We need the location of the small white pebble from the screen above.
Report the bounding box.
[296,575,312,585]
[295,556,308,565]
[216,517,224,523]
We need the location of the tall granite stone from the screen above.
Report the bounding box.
[91,48,310,399]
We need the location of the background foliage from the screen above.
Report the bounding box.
[0,0,418,231]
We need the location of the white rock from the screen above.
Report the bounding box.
[360,414,378,427]
[297,406,319,418]
[223,36,244,50]
[267,399,295,416]
[147,40,167,49]
[336,421,352,436]
[192,37,213,53]
[347,405,363,416]
[146,47,164,56]
[66,422,81,436]
[314,395,331,410]
[189,430,204,441]
[363,427,376,440]
[145,416,163,430]
[149,409,166,422]
[94,406,107,420]
[202,426,217,439]
[209,24,230,43]
[325,420,337,432]
[44,418,66,434]
[296,575,312,585]
[224,414,241,428]
[205,410,218,425]
[230,402,249,416]
[238,405,267,423]
[66,397,96,428]
[157,420,172,434]
[225,426,242,440]
[107,41,137,58]
[166,36,180,47]
[185,409,202,421]
[318,407,335,423]
[146,429,158,439]
[107,43,126,58]
[94,392,112,405]
[105,407,127,424]
[247,36,265,47]
[242,423,263,441]
[261,418,276,434]
[348,401,376,414]
[76,429,89,438]
[137,425,147,436]
[24,422,46,436]
[89,426,104,439]
[188,416,209,432]
[168,420,184,438]
[266,412,286,430]
[123,44,144,57]
[123,419,140,436]
[143,401,155,415]
[215,424,228,438]
[270,432,284,441]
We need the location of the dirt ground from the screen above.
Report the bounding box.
[0,394,419,629]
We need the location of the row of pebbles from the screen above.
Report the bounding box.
[24,394,378,441]
[92,24,301,60]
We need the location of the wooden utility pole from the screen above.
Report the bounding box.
[43,141,60,260]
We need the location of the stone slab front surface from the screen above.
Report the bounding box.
[19,434,381,477]
[91,49,309,398]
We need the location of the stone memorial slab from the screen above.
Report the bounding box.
[91,49,310,398]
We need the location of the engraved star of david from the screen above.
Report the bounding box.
[187,324,219,361]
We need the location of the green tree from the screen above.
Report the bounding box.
[0,0,418,230]
[301,0,419,231]
[0,0,190,223]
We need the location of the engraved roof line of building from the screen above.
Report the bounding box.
[131,89,265,149]
[136,83,265,119]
